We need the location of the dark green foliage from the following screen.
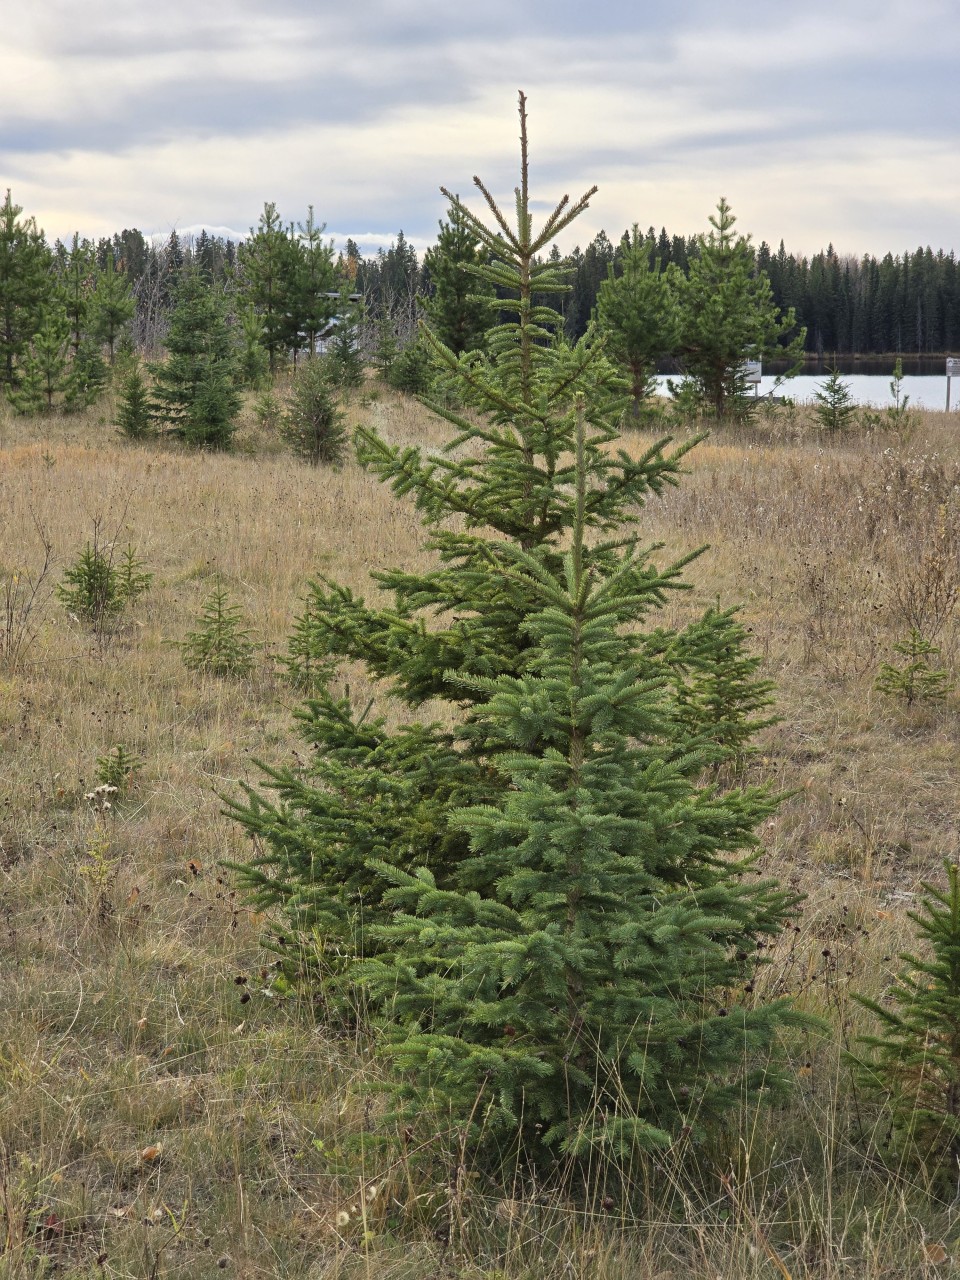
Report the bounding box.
[294,207,338,356]
[676,199,804,420]
[228,93,801,1169]
[852,861,960,1178]
[385,340,432,395]
[0,190,53,391]
[324,290,364,389]
[56,233,95,356]
[150,273,241,449]
[422,199,495,355]
[115,366,153,439]
[282,358,347,465]
[875,630,953,704]
[88,255,135,361]
[178,582,256,677]
[238,202,298,373]
[58,537,151,627]
[812,366,857,432]
[236,303,271,390]
[9,310,69,413]
[371,311,399,377]
[64,336,109,412]
[595,226,679,420]
[666,605,777,765]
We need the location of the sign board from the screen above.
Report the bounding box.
[742,360,762,384]
[947,358,960,377]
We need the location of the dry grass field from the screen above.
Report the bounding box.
[3,384,960,1277]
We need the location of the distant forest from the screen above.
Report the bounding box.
[80,220,959,357]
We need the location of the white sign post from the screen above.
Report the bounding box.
[947,358,960,411]
[742,360,762,397]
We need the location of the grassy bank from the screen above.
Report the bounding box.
[2,388,960,1277]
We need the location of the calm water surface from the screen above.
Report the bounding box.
[653,374,958,411]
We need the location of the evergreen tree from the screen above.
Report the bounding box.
[852,861,960,1179]
[238,202,298,373]
[10,310,69,413]
[812,366,857,432]
[178,582,256,677]
[150,273,241,448]
[89,254,136,361]
[228,95,801,1167]
[63,336,109,412]
[0,191,53,391]
[295,206,337,356]
[324,288,364,389]
[595,225,679,420]
[236,303,270,390]
[115,366,153,439]
[676,199,804,419]
[56,233,95,356]
[282,357,347,465]
[422,199,496,354]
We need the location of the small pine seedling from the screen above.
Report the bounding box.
[96,744,143,795]
[875,629,953,705]
[851,860,960,1179]
[178,583,256,676]
[58,540,152,625]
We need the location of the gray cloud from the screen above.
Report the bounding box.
[1,0,957,257]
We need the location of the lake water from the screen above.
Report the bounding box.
[653,373,957,411]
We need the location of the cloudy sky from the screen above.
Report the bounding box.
[2,0,957,260]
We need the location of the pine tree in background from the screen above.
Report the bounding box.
[150,273,241,449]
[0,190,54,391]
[89,254,136,362]
[238,202,298,374]
[324,288,364,389]
[63,336,109,412]
[228,93,799,1168]
[595,226,679,420]
[10,310,69,413]
[56,233,95,357]
[115,366,153,440]
[676,198,804,420]
[422,198,496,355]
[237,303,271,390]
[295,206,338,357]
[282,357,347,465]
[812,365,857,432]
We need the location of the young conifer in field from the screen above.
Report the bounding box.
[150,272,241,449]
[228,93,801,1165]
[852,861,960,1180]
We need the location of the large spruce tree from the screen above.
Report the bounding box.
[229,94,801,1165]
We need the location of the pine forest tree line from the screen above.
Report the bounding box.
[4,182,960,421]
